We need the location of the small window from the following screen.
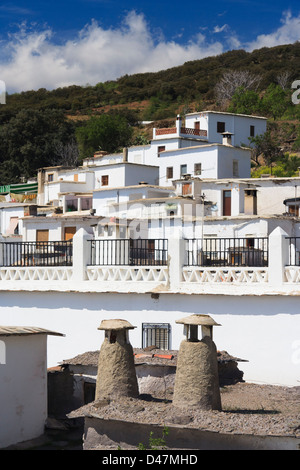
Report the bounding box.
[0,340,6,365]
[84,382,95,405]
[158,146,165,154]
[98,225,104,237]
[217,121,226,133]
[47,173,54,182]
[246,238,255,248]
[233,160,239,177]
[250,125,255,137]
[101,175,109,186]
[180,164,187,176]
[142,323,170,350]
[194,163,202,176]
[166,167,173,179]
[119,226,126,239]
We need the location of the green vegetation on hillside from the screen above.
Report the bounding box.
[0,42,300,183]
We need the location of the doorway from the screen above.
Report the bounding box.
[223,190,231,216]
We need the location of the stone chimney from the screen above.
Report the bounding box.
[172,314,222,411]
[123,148,128,162]
[221,131,234,146]
[176,114,182,133]
[95,319,139,400]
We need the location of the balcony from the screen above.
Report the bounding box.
[153,127,207,139]
[0,231,298,294]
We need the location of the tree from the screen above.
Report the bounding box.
[215,70,261,106]
[51,139,80,167]
[75,114,133,159]
[0,108,76,184]
[250,131,283,173]
[228,87,261,115]
[261,84,289,120]
[276,71,292,90]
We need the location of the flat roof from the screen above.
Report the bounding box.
[0,326,64,337]
[185,110,268,120]
[160,143,251,155]
[93,184,172,193]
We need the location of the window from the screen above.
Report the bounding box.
[180,164,187,176]
[36,229,49,242]
[217,121,226,133]
[101,175,109,186]
[194,121,200,130]
[47,173,54,182]
[0,340,6,365]
[158,146,165,154]
[7,217,19,235]
[84,382,95,405]
[194,163,202,176]
[142,323,170,350]
[119,226,127,238]
[233,160,239,177]
[166,167,173,179]
[80,197,92,211]
[66,198,78,212]
[182,183,192,196]
[64,226,76,241]
[246,238,255,248]
[250,125,255,137]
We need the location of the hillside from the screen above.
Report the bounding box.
[0,42,300,183]
[1,42,300,119]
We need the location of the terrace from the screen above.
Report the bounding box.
[0,228,298,293]
[153,126,207,140]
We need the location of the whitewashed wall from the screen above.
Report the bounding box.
[159,145,251,187]
[0,291,298,387]
[0,206,24,236]
[0,334,48,448]
[185,112,267,147]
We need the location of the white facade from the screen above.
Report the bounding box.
[159,144,251,186]
[0,228,298,388]
[2,110,300,392]
[0,327,63,449]
[93,185,174,217]
[93,162,159,189]
[184,111,267,147]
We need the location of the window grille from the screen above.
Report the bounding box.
[142,323,170,350]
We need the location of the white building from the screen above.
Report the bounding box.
[184,110,267,147]
[1,110,300,389]
[0,326,64,449]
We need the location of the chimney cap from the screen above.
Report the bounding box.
[98,319,136,331]
[221,131,234,136]
[176,314,221,327]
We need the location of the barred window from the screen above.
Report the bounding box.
[142,323,170,350]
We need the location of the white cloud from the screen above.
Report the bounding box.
[246,10,300,51]
[0,11,224,93]
[213,24,228,34]
[1,10,300,93]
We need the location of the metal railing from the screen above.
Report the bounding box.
[89,239,168,266]
[286,237,300,266]
[0,241,73,267]
[185,237,269,267]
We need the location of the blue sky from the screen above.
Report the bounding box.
[0,1,299,93]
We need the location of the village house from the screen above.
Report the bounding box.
[0,326,64,449]
[0,110,299,389]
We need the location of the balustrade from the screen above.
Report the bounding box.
[0,232,299,289]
